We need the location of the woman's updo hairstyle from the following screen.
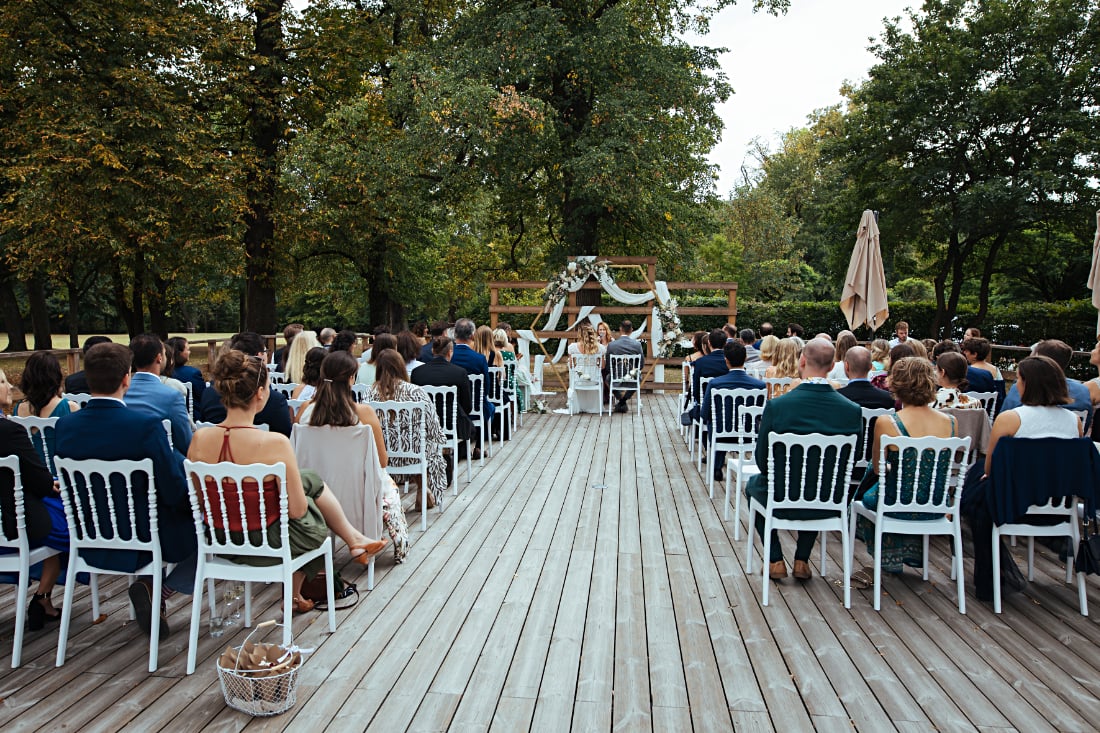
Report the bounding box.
[888,356,937,406]
[212,349,268,410]
[936,351,969,391]
[301,347,327,387]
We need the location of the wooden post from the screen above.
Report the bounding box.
[490,287,499,330]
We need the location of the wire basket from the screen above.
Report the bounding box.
[216,620,302,716]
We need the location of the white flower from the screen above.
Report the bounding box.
[567,261,577,274]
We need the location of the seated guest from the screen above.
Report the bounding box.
[331,329,358,355]
[450,318,495,421]
[273,323,303,372]
[932,339,994,393]
[961,355,1081,602]
[357,333,396,386]
[1001,339,1092,430]
[871,343,914,394]
[158,340,190,399]
[284,330,320,385]
[412,321,429,346]
[198,331,292,436]
[362,351,450,511]
[690,329,730,410]
[494,327,527,413]
[55,342,197,637]
[418,321,449,363]
[412,336,478,456]
[291,346,327,405]
[684,331,710,365]
[853,357,958,580]
[568,323,605,357]
[741,329,761,364]
[746,339,861,580]
[360,325,391,363]
[786,323,805,340]
[165,337,206,417]
[757,334,779,369]
[964,327,981,339]
[474,325,504,370]
[397,331,425,376]
[123,334,192,455]
[961,337,1002,381]
[838,347,895,409]
[869,339,890,373]
[319,327,336,350]
[17,352,82,434]
[827,331,857,381]
[1,367,67,629]
[190,350,390,603]
[701,340,766,481]
[602,319,645,413]
[1087,338,1100,437]
[754,321,774,350]
[64,336,112,394]
[934,352,983,409]
[888,321,910,347]
[764,337,803,397]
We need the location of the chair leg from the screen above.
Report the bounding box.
[1027,538,1035,581]
[761,514,772,607]
[187,570,206,675]
[707,444,716,499]
[282,576,294,648]
[745,502,756,574]
[842,528,851,609]
[954,529,966,614]
[992,530,1003,614]
[11,567,29,668]
[324,544,337,633]
[873,526,884,612]
[90,573,101,620]
[819,532,827,577]
[244,580,253,626]
[148,569,162,672]
[56,566,79,667]
[922,535,930,581]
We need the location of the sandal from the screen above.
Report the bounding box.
[851,569,873,590]
[351,538,389,564]
[292,596,315,613]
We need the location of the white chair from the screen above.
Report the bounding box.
[993,497,1088,615]
[720,402,766,538]
[370,400,434,531]
[502,361,521,429]
[567,354,603,416]
[487,366,513,448]
[287,398,305,416]
[855,408,895,475]
[54,457,167,672]
[194,422,270,432]
[182,381,194,420]
[420,385,469,492]
[964,391,998,423]
[269,382,298,399]
[268,370,287,384]
[292,424,386,590]
[706,387,767,498]
[467,374,489,464]
[352,384,371,404]
[61,393,93,406]
[182,460,336,675]
[746,363,768,380]
[9,416,59,474]
[849,435,972,612]
[745,432,858,608]
[608,354,643,416]
[763,377,797,398]
[693,376,718,469]
[679,361,694,443]
[0,456,63,668]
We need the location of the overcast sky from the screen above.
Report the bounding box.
[689,0,916,195]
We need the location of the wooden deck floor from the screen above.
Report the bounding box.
[3,394,1100,731]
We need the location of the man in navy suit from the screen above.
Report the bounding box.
[701,340,766,480]
[837,347,895,409]
[198,331,293,436]
[124,333,193,455]
[418,321,448,363]
[54,342,196,638]
[690,329,730,416]
[63,335,113,395]
[449,318,495,423]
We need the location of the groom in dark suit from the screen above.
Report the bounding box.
[745,338,861,581]
[54,342,196,637]
[603,319,646,413]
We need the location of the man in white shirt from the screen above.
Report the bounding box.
[889,321,910,348]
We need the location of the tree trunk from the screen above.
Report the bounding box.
[368,255,392,329]
[111,260,142,337]
[0,271,27,352]
[242,0,285,335]
[149,274,169,340]
[26,276,52,350]
[974,233,1007,328]
[66,271,79,349]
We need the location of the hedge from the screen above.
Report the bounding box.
[675,298,1098,352]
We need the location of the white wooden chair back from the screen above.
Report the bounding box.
[856,407,895,470]
[691,375,717,461]
[467,373,489,462]
[421,385,469,490]
[0,455,63,668]
[182,381,194,419]
[54,456,165,671]
[9,415,58,475]
[269,382,297,398]
[964,391,997,423]
[371,400,433,529]
[763,377,796,398]
[182,459,335,671]
[352,384,371,404]
[61,393,93,406]
[268,370,286,384]
[568,354,603,416]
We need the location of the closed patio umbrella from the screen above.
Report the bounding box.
[840,209,889,333]
[1089,210,1100,335]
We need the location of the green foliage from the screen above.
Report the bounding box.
[891,278,935,302]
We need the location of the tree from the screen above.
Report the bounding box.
[831,0,1100,334]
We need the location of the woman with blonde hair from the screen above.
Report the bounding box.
[869,339,890,373]
[568,323,603,356]
[596,321,615,347]
[828,331,858,380]
[757,334,780,368]
[189,351,389,609]
[284,329,320,384]
[494,327,528,413]
[474,325,503,369]
[765,337,802,396]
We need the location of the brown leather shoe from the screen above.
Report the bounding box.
[768,560,788,580]
[792,560,812,580]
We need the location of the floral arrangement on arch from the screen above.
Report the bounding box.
[543,259,612,305]
[655,298,682,358]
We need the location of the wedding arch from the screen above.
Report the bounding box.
[489,257,738,391]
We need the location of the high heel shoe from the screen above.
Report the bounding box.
[27,593,61,631]
[350,538,389,564]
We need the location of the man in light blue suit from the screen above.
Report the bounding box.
[54,342,196,638]
[449,317,496,422]
[124,333,192,455]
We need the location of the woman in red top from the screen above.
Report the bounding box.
[187,350,387,612]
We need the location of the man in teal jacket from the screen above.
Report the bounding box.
[745,338,861,581]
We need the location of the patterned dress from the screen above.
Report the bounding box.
[363,381,449,506]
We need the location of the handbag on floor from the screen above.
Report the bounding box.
[1075,518,1100,575]
[300,571,359,609]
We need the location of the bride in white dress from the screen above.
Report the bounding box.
[568,324,606,414]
